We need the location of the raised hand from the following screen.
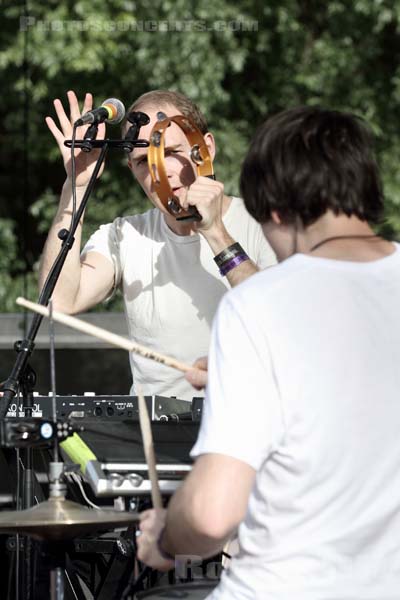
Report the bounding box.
[45,90,106,187]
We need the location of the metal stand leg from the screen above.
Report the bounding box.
[50,567,65,600]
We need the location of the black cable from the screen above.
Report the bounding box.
[70,123,79,230]
[22,0,30,341]
[15,449,21,600]
[121,563,152,599]
[7,542,16,600]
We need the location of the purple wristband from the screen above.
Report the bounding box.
[219,254,249,276]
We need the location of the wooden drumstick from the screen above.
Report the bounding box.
[137,386,162,510]
[16,297,191,373]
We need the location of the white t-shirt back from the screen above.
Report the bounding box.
[193,244,400,599]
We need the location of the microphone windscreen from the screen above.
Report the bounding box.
[102,98,125,124]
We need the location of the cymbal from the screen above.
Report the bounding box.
[0,496,139,541]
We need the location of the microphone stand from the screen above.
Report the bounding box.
[0,112,149,600]
[0,112,149,417]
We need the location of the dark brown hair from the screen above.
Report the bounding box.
[240,106,384,226]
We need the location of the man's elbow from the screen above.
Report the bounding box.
[47,297,76,314]
[193,517,235,543]
[189,494,241,541]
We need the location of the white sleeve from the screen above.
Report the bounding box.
[191,293,285,470]
[81,220,122,290]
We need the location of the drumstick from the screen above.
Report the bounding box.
[137,385,162,510]
[16,297,191,373]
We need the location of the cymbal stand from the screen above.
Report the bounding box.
[48,463,67,600]
[47,313,70,600]
[39,324,93,600]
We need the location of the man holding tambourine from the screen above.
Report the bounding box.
[40,89,276,400]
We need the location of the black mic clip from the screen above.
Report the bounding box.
[123,111,150,153]
[80,122,99,153]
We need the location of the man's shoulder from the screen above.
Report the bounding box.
[83,209,164,257]
[224,196,277,267]
[105,207,165,243]
[227,196,250,217]
[113,207,159,230]
[227,196,261,223]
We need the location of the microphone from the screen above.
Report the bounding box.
[75,98,125,127]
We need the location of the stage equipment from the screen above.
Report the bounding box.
[0,460,138,600]
[5,394,201,421]
[136,581,219,599]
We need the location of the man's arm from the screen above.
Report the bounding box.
[201,226,259,288]
[183,176,260,287]
[137,453,255,568]
[39,91,114,313]
[39,182,114,313]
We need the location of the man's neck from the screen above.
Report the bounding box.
[298,212,393,261]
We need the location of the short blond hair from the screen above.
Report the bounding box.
[123,90,208,134]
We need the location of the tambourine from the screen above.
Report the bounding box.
[148,114,215,221]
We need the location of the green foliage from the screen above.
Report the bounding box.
[0,218,37,311]
[2,0,400,311]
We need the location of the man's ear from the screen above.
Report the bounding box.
[271,211,282,225]
[203,132,216,161]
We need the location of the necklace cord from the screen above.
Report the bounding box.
[309,234,378,253]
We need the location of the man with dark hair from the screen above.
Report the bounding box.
[40,90,275,399]
[138,107,400,599]
[241,106,384,229]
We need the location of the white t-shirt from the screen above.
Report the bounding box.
[192,244,400,600]
[82,197,275,400]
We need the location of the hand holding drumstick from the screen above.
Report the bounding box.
[184,356,208,390]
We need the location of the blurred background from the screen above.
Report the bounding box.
[1,0,400,394]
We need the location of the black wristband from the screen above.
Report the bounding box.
[213,242,246,269]
[157,527,175,561]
